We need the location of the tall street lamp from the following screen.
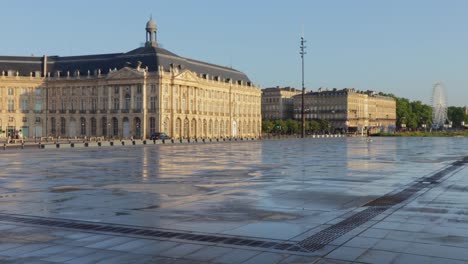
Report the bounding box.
[300,36,307,138]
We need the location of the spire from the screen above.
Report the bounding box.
[145,16,158,47]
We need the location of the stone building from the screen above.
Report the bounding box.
[293,88,396,133]
[261,86,301,120]
[0,18,261,140]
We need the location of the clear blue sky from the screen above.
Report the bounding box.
[1,0,467,106]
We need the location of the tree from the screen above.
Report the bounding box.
[309,120,320,133]
[285,119,299,134]
[447,107,465,128]
[262,120,274,134]
[273,119,287,134]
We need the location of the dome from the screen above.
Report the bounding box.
[146,17,157,31]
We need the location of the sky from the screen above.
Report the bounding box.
[1,0,467,106]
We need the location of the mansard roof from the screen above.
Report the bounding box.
[0,46,252,83]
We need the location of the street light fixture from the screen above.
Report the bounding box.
[300,36,306,138]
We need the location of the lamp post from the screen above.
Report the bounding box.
[300,36,306,138]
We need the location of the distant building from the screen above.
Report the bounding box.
[464,106,468,115]
[261,86,301,120]
[293,88,396,133]
[0,18,261,140]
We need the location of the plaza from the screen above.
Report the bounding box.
[0,137,468,263]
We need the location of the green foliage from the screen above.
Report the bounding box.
[261,119,334,134]
[447,106,466,128]
[395,97,433,130]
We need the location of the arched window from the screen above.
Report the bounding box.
[91,118,97,136]
[191,119,196,138]
[60,117,66,135]
[112,117,118,136]
[51,117,56,135]
[101,117,108,137]
[184,118,189,138]
[80,117,86,135]
[149,117,156,134]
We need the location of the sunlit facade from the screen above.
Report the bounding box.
[293,88,396,133]
[0,19,261,140]
[261,86,301,120]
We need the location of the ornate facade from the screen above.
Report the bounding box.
[293,88,396,133]
[0,18,261,140]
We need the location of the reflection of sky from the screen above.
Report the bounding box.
[0,138,466,229]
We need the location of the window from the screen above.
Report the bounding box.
[91,117,97,136]
[91,98,97,111]
[124,94,131,110]
[112,118,118,136]
[22,117,27,123]
[150,117,156,134]
[80,99,85,111]
[51,118,56,135]
[8,99,14,111]
[21,99,28,111]
[8,87,14,95]
[51,99,56,111]
[102,117,108,137]
[150,96,156,110]
[35,88,42,96]
[80,117,86,135]
[137,84,142,94]
[60,117,66,135]
[35,99,42,111]
[151,84,156,93]
[114,86,119,94]
[135,96,142,111]
[35,117,41,123]
[113,98,119,110]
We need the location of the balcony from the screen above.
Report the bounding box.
[132,109,142,113]
[69,110,76,114]
[59,110,66,114]
[121,109,129,113]
[21,110,30,113]
[110,109,118,114]
[89,110,97,114]
[49,110,56,113]
[79,110,87,114]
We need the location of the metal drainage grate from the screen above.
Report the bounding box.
[0,213,302,252]
[298,156,467,252]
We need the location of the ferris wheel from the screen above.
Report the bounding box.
[431,81,448,129]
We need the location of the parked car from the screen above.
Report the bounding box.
[150,132,172,140]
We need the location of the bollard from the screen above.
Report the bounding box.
[180,139,182,143]
[56,143,60,148]
[70,143,74,148]
[121,141,125,146]
[84,142,89,147]
[202,138,205,143]
[110,141,114,146]
[142,140,146,145]
[171,139,174,144]
[98,142,102,147]
[162,139,165,144]
[132,141,136,145]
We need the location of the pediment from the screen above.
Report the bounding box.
[106,67,144,79]
[174,70,199,83]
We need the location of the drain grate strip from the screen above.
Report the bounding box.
[0,213,299,252]
[298,156,467,252]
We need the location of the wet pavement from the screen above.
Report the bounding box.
[0,137,467,263]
